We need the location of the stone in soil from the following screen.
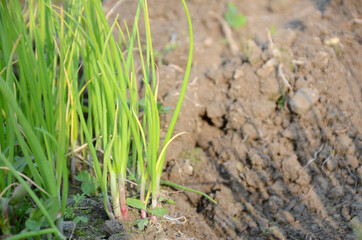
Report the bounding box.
[103,220,125,235]
[289,88,319,115]
[335,134,353,155]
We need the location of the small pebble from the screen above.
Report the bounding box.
[203,37,213,47]
[328,187,344,199]
[244,202,255,214]
[292,203,305,217]
[341,206,351,221]
[182,160,194,176]
[268,226,287,240]
[324,37,340,46]
[325,157,337,171]
[268,196,283,214]
[63,221,75,232]
[233,66,244,80]
[249,150,264,167]
[282,128,295,140]
[289,88,319,115]
[346,154,359,170]
[104,220,124,235]
[250,226,260,236]
[311,223,318,231]
[335,134,352,154]
[256,58,277,78]
[242,123,259,140]
[281,210,295,223]
[346,176,356,186]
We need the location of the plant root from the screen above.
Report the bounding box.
[163,215,187,224]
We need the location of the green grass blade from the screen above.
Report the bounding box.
[160,180,217,204]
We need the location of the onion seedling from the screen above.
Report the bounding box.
[127,0,194,218]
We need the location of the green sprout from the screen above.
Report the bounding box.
[154,41,178,65]
[277,94,286,109]
[74,171,99,195]
[224,3,247,29]
[64,193,89,226]
[64,193,86,220]
[269,24,278,35]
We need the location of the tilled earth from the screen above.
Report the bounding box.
[71,0,361,239]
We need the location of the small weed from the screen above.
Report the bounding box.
[331,148,335,156]
[133,218,149,230]
[269,25,278,35]
[80,208,91,215]
[263,228,271,236]
[350,218,362,240]
[158,196,176,205]
[270,221,278,226]
[64,193,88,234]
[74,229,87,237]
[224,3,247,29]
[126,197,168,216]
[178,148,202,166]
[74,171,99,195]
[154,42,178,65]
[64,193,87,222]
[277,94,286,109]
[73,216,88,225]
[0,195,33,235]
[13,196,32,233]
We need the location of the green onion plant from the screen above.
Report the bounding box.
[125,0,195,219]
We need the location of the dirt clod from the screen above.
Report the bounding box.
[289,88,319,115]
[102,220,125,236]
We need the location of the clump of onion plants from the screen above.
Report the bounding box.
[74,0,214,221]
[0,0,85,238]
[72,0,203,221]
[0,0,215,237]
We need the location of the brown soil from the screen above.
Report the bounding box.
[68,0,362,239]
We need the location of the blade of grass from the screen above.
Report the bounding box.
[160,180,217,204]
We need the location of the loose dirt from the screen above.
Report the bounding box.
[68,0,361,239]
